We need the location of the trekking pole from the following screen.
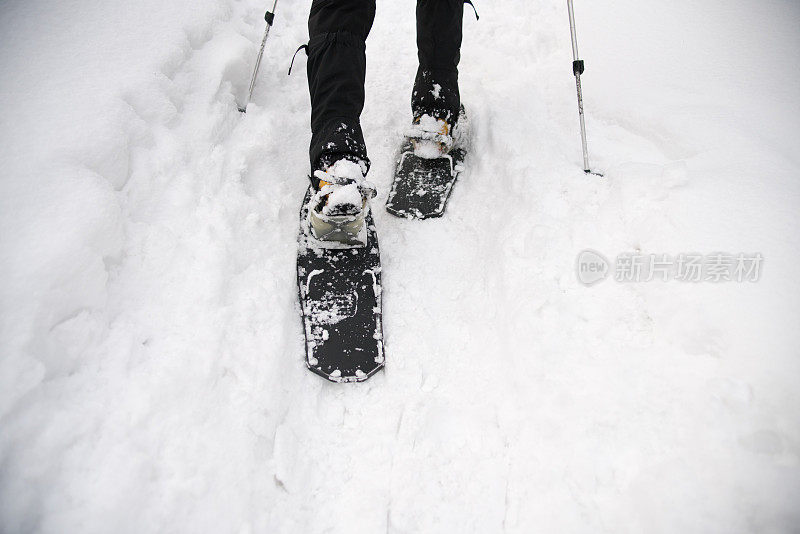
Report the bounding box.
[567,0,602,176]
[239,0,279,112]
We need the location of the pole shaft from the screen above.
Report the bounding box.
[567,0,590,172]
[567,0,579,61]
[575,74,590,171]
[243,0,279,109]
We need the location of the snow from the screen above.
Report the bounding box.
[321,159,366,182]
[322,183,362,215]
[1,0,799,532]
[412,139,444,160]
[407,113,453,159]
[416,114,447,134]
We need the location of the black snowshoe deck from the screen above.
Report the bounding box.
[296,187,384,382]
[386,144,466,219]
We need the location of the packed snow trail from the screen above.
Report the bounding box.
[1,0,799,532]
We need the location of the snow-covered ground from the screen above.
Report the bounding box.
[1,0,799,531]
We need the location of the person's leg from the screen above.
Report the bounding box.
[307,0,376,181]
[413,0,464,126]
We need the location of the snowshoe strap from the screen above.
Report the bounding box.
[312,169,353,186]
[404,128,455,151]
[312,170,377,199]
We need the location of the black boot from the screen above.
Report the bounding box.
[307,0,376,180]
[412,0,464,126]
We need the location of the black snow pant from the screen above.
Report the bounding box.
[307,0,464,176]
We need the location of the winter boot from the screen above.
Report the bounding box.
[405,114,455,159]
[308,159,376,246]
